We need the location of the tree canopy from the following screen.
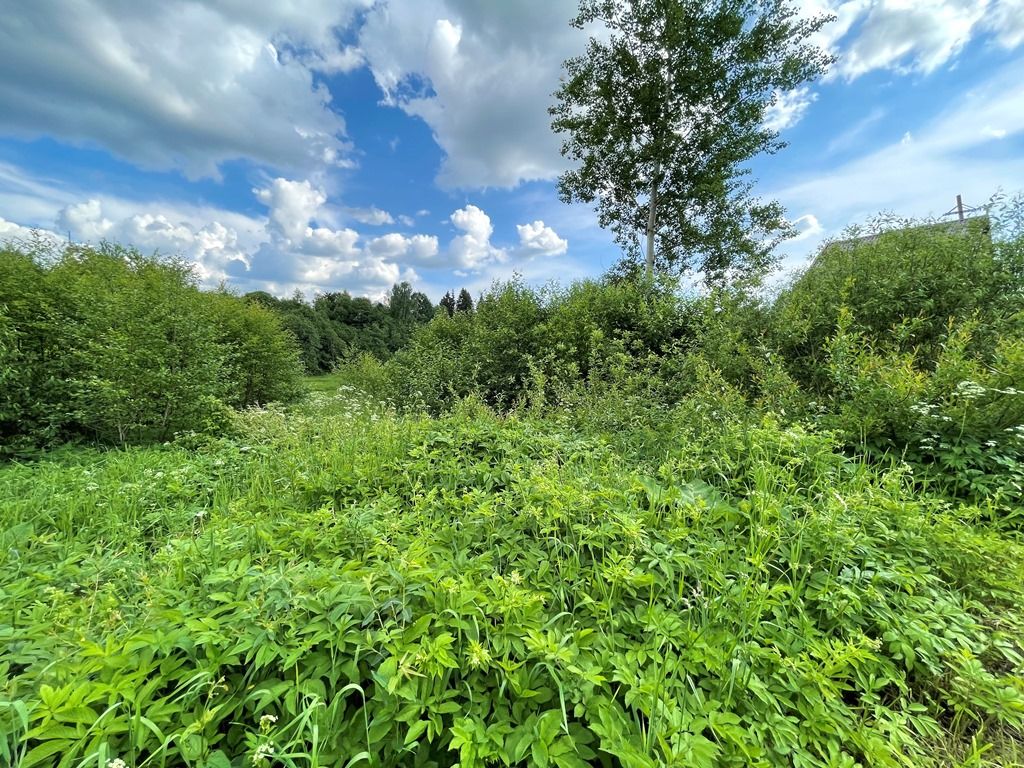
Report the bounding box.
[551,0,833,281]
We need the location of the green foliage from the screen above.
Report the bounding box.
[763,204,1024,506]
[439,291,457,318]
[6,197,1024,767]
[551,0,833,277]
[377,276,784,418]
[3,387,1024,766]
[246,281,434,375]
[821,314,1024,506]
[57,245,227,444]
[0,243,302,452]
[773,214,1021,388]
[456,289,475,314]
[0,250,72,452]
[205,292,304,408]
[383,310,480,413]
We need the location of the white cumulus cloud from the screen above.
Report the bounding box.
[800,0,1024,81]
[763,87,817,132]
[449,204,505,268]
[254,179,328,242]
[358,0,584,188]
[56,199,113,241]
[366,232,440,263]
[516,220,568,256]
[346,207,396,226]
[0,1,371,178]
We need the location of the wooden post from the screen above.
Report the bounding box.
[956,194,965,222]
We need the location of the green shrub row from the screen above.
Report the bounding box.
[345,205,1024,508]
[0,243,304,453]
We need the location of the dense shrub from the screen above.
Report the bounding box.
[376,276,706,413]
[772,211,1023,389]
[206,292,304,408]
[0,250,72,453]
[822,313,1024,505]
[0,243,302,452]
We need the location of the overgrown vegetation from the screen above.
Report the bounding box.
[0,243,304,454]
[2,203,1024,766]
[3,382,1024,767]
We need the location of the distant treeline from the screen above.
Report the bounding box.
[245,286,477,375]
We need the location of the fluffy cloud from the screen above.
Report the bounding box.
[0,1,370,178]
[347,207,396,226]
[366,232,440,263]
[1,158,564,298]
[800,0,1024,81]
[56,200,113,241]
[516,220,568,256]
[449,204,505,268]
[55,197,255,283]
[254,179,327,241]
[763,87,817,133]
[246,177,415,295]
[358,0,584,188]
[0,215,59,245]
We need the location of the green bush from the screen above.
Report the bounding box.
[206,292,304,408]
[0,243,303,452]
[820,313,1024,506]
[381,276,706,414]
[0,250,74,452]
[54,245,226,444]
[773,212,1022,389]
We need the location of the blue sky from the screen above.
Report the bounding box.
[1,0,1023,300]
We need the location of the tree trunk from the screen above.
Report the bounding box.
[645,158,660,278]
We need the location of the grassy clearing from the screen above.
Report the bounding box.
[2,386,1023,767]
[301,374,349,395]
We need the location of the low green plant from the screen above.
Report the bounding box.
[3,384,1023,767]
[820,312,1024,509]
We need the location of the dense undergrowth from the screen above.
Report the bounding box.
[0,243,304,454]
[2,382,1024,767]
[3,203,1024,766]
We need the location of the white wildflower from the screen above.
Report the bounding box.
[252,743,274,764]
[909,402,937,417]
[107,759,128,768]
[954,380,986,400]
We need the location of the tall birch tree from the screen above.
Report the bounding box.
[550,0,834,281]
